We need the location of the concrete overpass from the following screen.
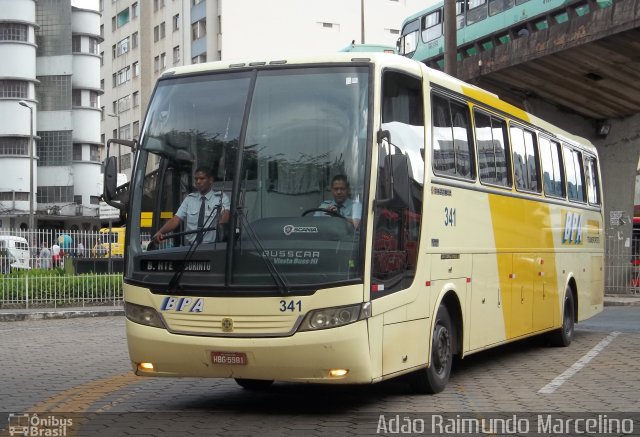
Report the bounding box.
[425,0,640,292]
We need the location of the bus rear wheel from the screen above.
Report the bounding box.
[550,287,575,347]
[409,304,453,394]
[234,378,274,390]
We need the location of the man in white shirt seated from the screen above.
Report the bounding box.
[153,166,230,245]
[316,174,361,229]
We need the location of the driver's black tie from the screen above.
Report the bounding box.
[336,203,344,216]
[197,196,206,229]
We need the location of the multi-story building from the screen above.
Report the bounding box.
[100,0,425,181]
[0,0,103,231]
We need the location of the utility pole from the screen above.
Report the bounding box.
[18,100,35,230]
[444,0,457,77]
[361,0,365,44]
[108,113,121,173]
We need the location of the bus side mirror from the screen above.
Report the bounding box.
[103,156,126,211]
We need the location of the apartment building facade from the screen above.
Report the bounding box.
[0,0,103,231]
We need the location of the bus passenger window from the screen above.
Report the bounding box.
[584,157,600,205]
[422,10,443,42]
[564,147,586,202]
[467,0,488,25]
[475,111,510,187]
[539,136,565,198]
[432,95,474,180]
[489,0,514,16]
[510,125,540,192]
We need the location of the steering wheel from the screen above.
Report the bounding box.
[301,208,344,219]
[301,208,356,230]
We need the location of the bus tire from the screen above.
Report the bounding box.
[234,378,274,390]
[550,287,575,347]
[409,304,453,394]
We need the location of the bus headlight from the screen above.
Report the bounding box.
[124,302,166,329]
[298,302,371,331]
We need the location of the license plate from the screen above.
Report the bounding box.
[211,351,247,365]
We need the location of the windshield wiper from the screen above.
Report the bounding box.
[236,208,290,295]
[167,191,226,292]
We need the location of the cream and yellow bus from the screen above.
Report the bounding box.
[104,53,603,393]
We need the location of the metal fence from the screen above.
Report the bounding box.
[605,232,640,295]
[1,227,638,308]
[0,228,123,309]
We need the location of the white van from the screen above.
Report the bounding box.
[0,236,31,271]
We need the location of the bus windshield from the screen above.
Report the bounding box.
[129,66,370,293]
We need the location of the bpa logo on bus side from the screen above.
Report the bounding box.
[160,296,204,312]
[562,212,584,245]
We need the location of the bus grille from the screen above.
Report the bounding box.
[161,313,302,337]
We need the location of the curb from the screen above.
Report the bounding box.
[0,308,124,323]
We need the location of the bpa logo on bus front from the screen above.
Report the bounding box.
[160,296,204,312]
[563,212,583,245]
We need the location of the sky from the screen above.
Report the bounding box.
[71,0,98,10]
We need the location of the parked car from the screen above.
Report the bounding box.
[0,235,31,271]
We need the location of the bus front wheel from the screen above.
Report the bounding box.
[550,287,575,347]
[410,304,453,394]
[234,378,274,390]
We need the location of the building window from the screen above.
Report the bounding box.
[133,61,140,77]
[116,37,129,56]
[37,186,74,203]
[90,91,98,108]
[132,31,138,49]
[117,7,130,28]
[192,54,206,64]
[133,120,140,138]
[116,66,131,86]
[0,80,28,98]
[160,52,166,69]
[0,137,28,155]
[72,89,81,106]
[36,75,71,110]
[89,37,98,54]
[74,195,82,205]
[0,23,28,41]
[117,95,131,113]
[90,196,100,205]
[112,16,116,32]
[160,22,166,39]
[173,14,180,31]
[120,153,132,170]
[132,2,139,18]
[101,106,105,120]
[191,19,206,40]
[132,91,139,107]
[73,144,83,160]
[0,192,28,201]
[100,51,104,66]
[154,25,159,42]
[36,2,72,56]
[154,55,159,72]
[90,145,101,162]
[72,35,81,52]
[120,124,131,140]
[173,46,180,64]
[37,130,72,166]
